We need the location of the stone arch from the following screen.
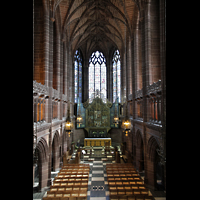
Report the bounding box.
[135,129,144,171]
[136,129,143,147]
[37,137,48,162]
[147,136,160,162]
[52,130,60,146]
[146,136,165,190]
[52,131,60,171]
[35,137,49,190]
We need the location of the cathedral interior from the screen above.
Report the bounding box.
[33,0,166,199]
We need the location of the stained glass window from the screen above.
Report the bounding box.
[74,49,82,103]
[89,51,106,102]
[113,50,121,103]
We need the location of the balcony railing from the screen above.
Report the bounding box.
[33,80,49,98]
[33,80,67,102]
[134,80,162,124]
[135,80,161,99]
[146,80,161,96]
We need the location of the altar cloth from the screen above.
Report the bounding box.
[84,138,111,147]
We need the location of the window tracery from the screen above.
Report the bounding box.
[89,51,107,102]
[74,49,82,103]
[113,50,121,103]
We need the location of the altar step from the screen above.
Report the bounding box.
[82,149,115,161]
[92,146,104,150]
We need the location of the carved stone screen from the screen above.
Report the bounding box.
[83,97,112,137]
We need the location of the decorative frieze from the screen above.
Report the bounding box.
[34,122,51,133]
[33,80,49,98]
[135,88,143,99]
[135,80,161,100]
[33,80,67,102]
[145,122,162,132]
[128,93,132,101]
[52,88,60,100]
[146,80,161,96]
[62,94,67,102]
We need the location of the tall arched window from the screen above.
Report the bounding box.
[113,50,121,103]
[74,49,82,103]
[89,51,106,102]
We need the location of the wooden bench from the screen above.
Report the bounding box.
[44,191,87,200]
[106,163,153,200]
[43,164,89,200]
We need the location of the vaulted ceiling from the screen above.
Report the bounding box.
[54,0,139,57]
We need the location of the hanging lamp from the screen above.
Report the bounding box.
[65,102,73,137]
[120,0,132,136]
[113,98,119,126]
[76,98,83,127]
[121,101,132,136]
[65,18,73,137]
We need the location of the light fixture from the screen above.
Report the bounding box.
[120,0,132,136]
[65,102,73,137]
[121,101,132,136]
[76,114,83,126]
[113,97,119,126]
[113,116,119,125]
[76,106,83,128]
[76,97,83,128]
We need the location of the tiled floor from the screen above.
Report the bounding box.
[86,158,113,200]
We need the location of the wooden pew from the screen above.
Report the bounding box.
[45,190,87,200]
[43,164,89,200]
[106,163,153,200]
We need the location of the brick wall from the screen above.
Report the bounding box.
[34,0,44,84]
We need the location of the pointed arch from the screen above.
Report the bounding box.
[112,49,121,103]
[52,130,60,171]
[147,136,160,162]
[88,51,107,102]
[136,129,143,146]
[35,137,49,190]
[52,130,60,146]
[74,48,83,103]
[36,137,48,162]
[135,129,144,171]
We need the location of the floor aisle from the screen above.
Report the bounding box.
[86,158,112,200]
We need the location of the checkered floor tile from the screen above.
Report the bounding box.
[83,158,113,200]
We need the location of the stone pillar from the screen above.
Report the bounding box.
[127,36,132,96]
[160,0,166,190]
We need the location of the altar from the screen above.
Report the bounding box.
[84,138,111,147]
[76,96,119,147]
[76,96,120,135]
